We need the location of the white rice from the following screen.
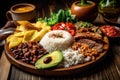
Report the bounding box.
[40,30,73,52]
[59,48,91,68]
[39,30,91,68]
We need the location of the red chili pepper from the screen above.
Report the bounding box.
[51,22,76,36]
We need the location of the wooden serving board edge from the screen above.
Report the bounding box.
[0,52,11,80]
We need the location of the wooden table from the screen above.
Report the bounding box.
[0,0,120,80]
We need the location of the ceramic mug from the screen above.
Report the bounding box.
[6,3,36,22]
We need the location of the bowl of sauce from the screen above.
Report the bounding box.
[12,3,35,13]
[6,3,36,21]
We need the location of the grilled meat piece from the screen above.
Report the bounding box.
[76,27,102,34]
[72,26,107,60]
[74,32,102,41]
[78,39,103,53]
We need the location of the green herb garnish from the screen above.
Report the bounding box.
[38,9,78,26]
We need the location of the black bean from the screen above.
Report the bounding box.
[12,50,19,54]
[37,55,43,59]
[28,43,32,48]
[38,44,43,48]
[24,52,30,58]
[19,53,23,56]
[25,58,29,61]
[23,43,28,49]
[30,50,36,54]
[43,56,52,64]
[15,51,20,55]
[18,55,22,59]
[22,48,28,53]
[37,49,43,54]
[15,55,19,59]
[40,48,45,51]
[44,52,48,54]
[33,45,39,49]
[18,43,23,48]
[31,41,37,45]
[29,56,33,61]
[22,56,25,59]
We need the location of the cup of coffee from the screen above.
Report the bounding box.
[6,3,36,22]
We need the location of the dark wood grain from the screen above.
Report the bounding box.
[0,52,11,80]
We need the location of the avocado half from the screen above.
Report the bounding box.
[35,50,63,69]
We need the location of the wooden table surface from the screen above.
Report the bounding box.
[0,0,120,80]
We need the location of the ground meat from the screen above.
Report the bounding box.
[72,42,97,60]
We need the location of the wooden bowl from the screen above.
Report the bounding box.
[71,1,98,22]
[4,36,109,76]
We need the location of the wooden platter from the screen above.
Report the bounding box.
[4,36,109,76]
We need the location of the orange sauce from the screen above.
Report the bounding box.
[14,6,33,12]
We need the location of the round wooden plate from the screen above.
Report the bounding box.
[4,36,109,76]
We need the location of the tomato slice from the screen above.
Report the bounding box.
[51,22,76,36]
[68,30,75,36]
[65,22,76,30]
[51,22,65,30]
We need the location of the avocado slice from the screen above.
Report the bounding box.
[35,50,63,69]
